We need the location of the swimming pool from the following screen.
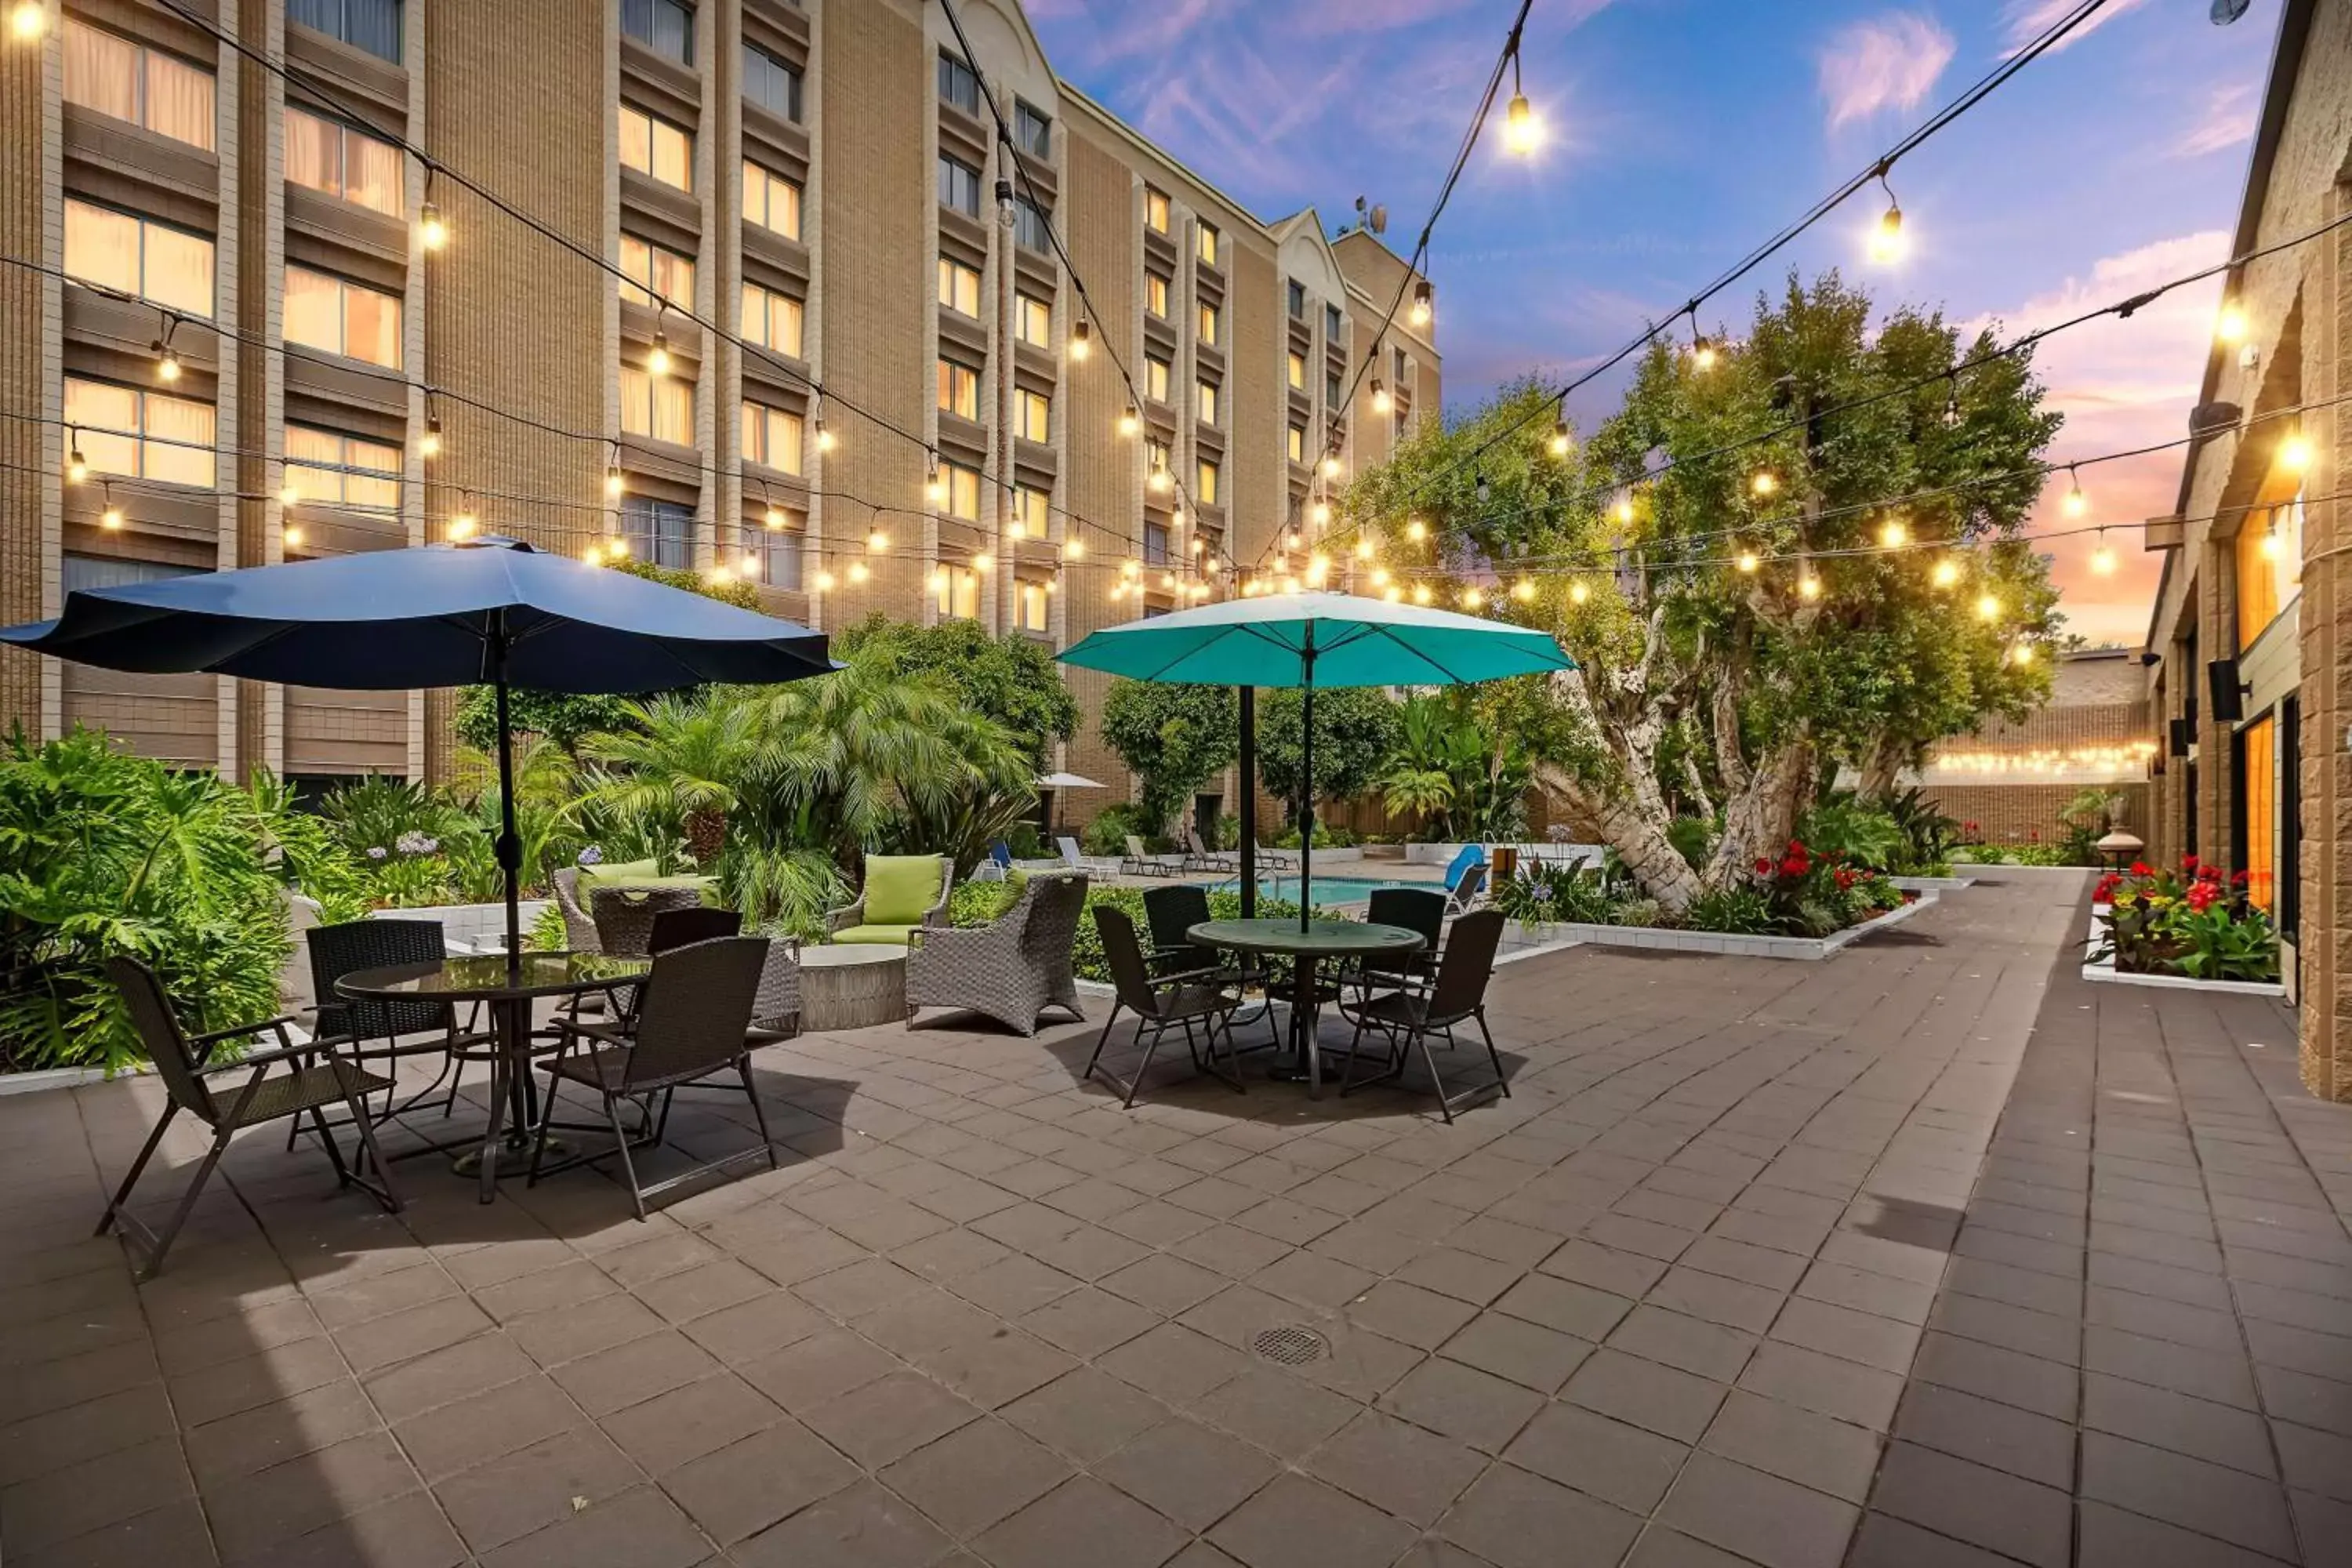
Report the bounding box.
[1195,874,1427,906]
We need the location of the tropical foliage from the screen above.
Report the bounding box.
[835,614,1080,767]
[1257,688,1401,825]
[1098,680,1237,837]
[1375,691,1531,842]
[2093,857,2280,983]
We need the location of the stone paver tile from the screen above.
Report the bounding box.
[1867,1440,2070,1568]
[1648,1265,1787,1334]
[433,1426,642,1555]
[878,1417,1076,1540]
[801,1369,981,1469]
[1927,1290,2082,1367]
[1378,1355,1545,1454]
[389,1373,581,1481]
[1538,1238,1671,1300]
[0,1434,191,1555]
[201,1430,420,1564]
[1100,1253,1230,1317]
[1003,1367,1172,1466]
[1563,1347,1729,1443]
[330,1295,494,1375]
[1098,1323,1250,1406]
[251,1489,468,1568]
[474,1483,708,1568]
[1846,1511,2025,1568]
[2077,1430,2300,1561]
[546,1328,717,1418]
[1393,1247,1525,1306]
[2274,1418,2352,1503]
[1098,1414,1281,1532]
[1208,1472,1420,1568]
[1796,1260,1938,1327]
[2082,1324,2259,1411]
[1492,1274,1633,1341]
[1345,1280,1481,1351]
[1505,1399,1689,1514]
[662,1417,859,1544]
[1304,1409,1486,1527]
[1769,1297,1921,1377]
[2074,1501,2291,1568]
[2082,1372,2278,1478]
[1657,1450,1858,1568]
[1607,1305,1756,1382]
[977,1475,1189,1568]
[1701,1388,1882,1504]
[953,1254,1087,1319]
[1190,1368,1360,1461]
[1437,1310,1593,1396]
[1251,1250,1379,1313]
[1908,1330,2078,1422]
[676,1288,826,1364]
[1436,1461,1645,1568]
[1016,1286,1160,1359]
[602,1369,781,1472]
[732,1478,956,1568]
[631,1258,774,1326]
[1890,1380,2072,1490]
[505,1293,667,1370]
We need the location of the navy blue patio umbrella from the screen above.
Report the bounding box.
[2,537,834,956]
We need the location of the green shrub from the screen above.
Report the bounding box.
[949,879,1023,928]
[1667,816,1717,873]
[1683,885,1777,935]
[1796,797,1907,873]
[1081,803,1155,857]
[1006,822,1045,859]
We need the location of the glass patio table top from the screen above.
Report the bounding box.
[1185,918,1425,958]
[335,950,650,1003]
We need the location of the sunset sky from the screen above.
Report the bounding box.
[1028,0,2278,647]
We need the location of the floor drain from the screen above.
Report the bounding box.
[1251,1325,1330,1365]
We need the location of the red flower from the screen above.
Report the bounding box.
[2186,882,2221,913]
[2028,829,2041,842]
[2182,854,2199,871]
[2232,869,2249,885]
[2093,874,2122,902]
[1780,855,1809,878]
[1834,868,1857,891]
[2130,861,2152,877]
[1962,821,1979,833]
[1755,858,1773,877]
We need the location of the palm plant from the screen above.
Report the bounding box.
[581,693,751,867]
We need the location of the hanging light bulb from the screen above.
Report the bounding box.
[65,431,87,484]
[1148,462,1171,493]
[285,524,307,549]
[1750,470,1778,497]
[2216,303,2247,345]
[1734,549,1760,574]
[815,567,837,592]
[1370,567,1391,589]
[1475,474,1490,503]
[2089,532,2116,575]
[1354,536,1375,561]
[100,484,122,530]
[1119,405,1140,437]
[2280,431,2313,473]
[418,199,447,252]
[1798,573,1822,601]
[1410,281,1433,328]
[604,464,625,499]
[1371,376,1392,416]
[866,527,888,553]
[1512,576,1534,603]
[1614,492,1635,525]
[1305,554,1330,587]
[454,495,477,537]
[929,567,950,593]
[1006,515,1026,541]
[1549,415,1571,458]
[1045,577,1059,595]
[2010,643,2034,667]
[1502,53,1540,156]
[1123,558,1142,579]
[1412,583,1432,605]
[764,502,786,529]
[1069,318,1091,361]
[1320,454,1341,481]
[1383,586,1403,603]
[1406,517,1428,543]
[1310,499,1330,527]
[1281,575,1301,594]
[972,551,994,572]
[420,413,442,459]
[1867,165,1904,263]
[11,2,47,39]
[647,316,672,377]
[607,536,630,559]
[1878,516,1908,549]
[1568,579,1590,605]
[1976,591,2002,622]
[815,416,834,454]
[1286,528,1304,551]
[1689,310,1717,372]
[2259,525,2283,561]
[1462,586,1483,610]
[2063,466,2087,517]
[1932,557,1961,588]
[1171,504,1185,528]
[1160,570,1177,590]
[154,340,181,383]
[1944,375,1962,428]
[1189,535,1205,555]
[925,452,947,506]
[583,544,604,565]
[279,473,300,506]
[1062,535,1085,561]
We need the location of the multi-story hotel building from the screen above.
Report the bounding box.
[0,0,1439,817]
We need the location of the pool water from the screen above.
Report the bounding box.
[1197,874,1426,906]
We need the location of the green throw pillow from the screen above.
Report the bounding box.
[863,856,944,926]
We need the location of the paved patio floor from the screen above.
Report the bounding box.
[3,873,2347,1567]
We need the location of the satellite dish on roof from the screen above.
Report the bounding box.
[2210,0,2250,21]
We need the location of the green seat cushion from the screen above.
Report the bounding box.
[862,856,944,926]
[833,924,918,946]
[579,863,717,906]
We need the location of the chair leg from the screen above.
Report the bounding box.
[135,1127,232,1281]
[307,1103,353,1188]
[603,1089,649,1221]
[95,1104,177,1238]
[340,1073,404,1213]
[1476,1011,1510,1100]
[1338,1018,1370,1098]
[1123,1019,1168,1109]
[1082,1005,1123,1091]
[1414,1027,1455,1124]
[738,1056,780,1171]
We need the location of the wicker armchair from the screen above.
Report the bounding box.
[906,873,1088,1036]
[551,867,601,953]
[590,884,706,956]
[825,855,953,945]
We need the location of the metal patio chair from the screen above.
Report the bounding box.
[1334,909,1510,1123]
[299,918,495,1134]
[1084,906,1265,1108]
[96,956,400,1279]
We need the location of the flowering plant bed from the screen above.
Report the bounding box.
[2089,858,2280,986]
[1536,891,1934,961]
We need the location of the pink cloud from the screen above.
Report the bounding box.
[1963,230,2232,647]
[1818,13,1956,131]
[2001,0,2152,56]
[2173,81,2258,158]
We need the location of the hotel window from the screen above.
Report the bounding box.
[619,365,693,445]
[1016,577,1051,632]
[1144,518,1169,566]
[742,401,804,475]
[1196,379,1219,427]
[64,200,213,318]
[1393,345,1408,380]
[1014,387,1050,443]
[64,20,214,151]
[285,265,400,367]
[64,376,214,488]
[2236,491,2303,653]
[1014,292,1051,347]
[619,103,692,191]
[1011,485,1049,539]
[619,234,695,309]
[1197,458,1220,506]
[1287,422,1305,463]
[1014,100,1051,157]
[942,461,981,520]
[1145,356,1171,404]
[1325,303,1342,340]
[741,281,804,356]
[757,510,803,590]
[742,161,801,238]
[621,495,694,570]
[1287,279,1305,320]
[285,107,401,215]
[1325,368,1341,407]
[1145,187,1171,233]
[937,51,979,114]
[938,256,982,318]
[1196,222,1220,267]
[1014,198,1051,254]
[936,358,980,421]
[1287,351,1305,390]
[284,424,398,510]
[1197,300,1219,346]
[938,154,981,217]
[2238,714,2277,912]
[1145,271,1169,318]
[620,0,692,64]
[287,0,401,63]
[743,44,802,121]
[935,568,981,620]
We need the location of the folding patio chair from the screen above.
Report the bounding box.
[1334,909,1510,1123]
[1084,907,1270,1107]
[1123,835,1182,877]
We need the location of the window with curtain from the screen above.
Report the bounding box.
[619,234,695,310]
[1197,379,1219,427]
[1288,423,1305,463]
[620,495,694,570]
[1198,301,1220,346]
[1326,368,1341,406]
[742,161,800,239]
[1287,351,1305,390]
[619,365,694,445]
[620,0,692,64]
[619,103,692,191]
[284,424,399,510]
[64,20,215,151]
[935,568,980,620]
[2235,491,2303,653]
[285,107,403,216]
[1014,388,1050,443]
[64,200,213,318]
[936,359,979,421]
[1011,485,1049,538]
[1145,189,1171,233]
[938,257,981,317]
[1014,101,1051,157]
[1197,458,1220,506]
[937,154,980,217]
[288,0,401,63]
[66,554,205,593]
[754,510,803,589]
[743,401,804,474]
[1326,303,1342,339]
[65,376,216,488]
[1014,199,1051,254]
[743,44,802,121]
[1145,272,1168,318]
[2239,714,2276,911]
[937,52,979,114]
[1015,293,1051,347]
[741,281,804,357]
[1145,355,1170,403]
[1144,520,1169,566]
[1016,578,1051,632]
[284,265,400,367]
[1197,223,1220,267]
[944,461,980,520]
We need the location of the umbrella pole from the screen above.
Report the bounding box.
[1299,632,1314,935]
[490,612,522,970]
[1238,687,1257,920]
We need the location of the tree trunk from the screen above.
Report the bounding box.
[1703,735,1817,892]
[1857,736,1907,800]
[684,808,728,866]
[1535,761,1702,913]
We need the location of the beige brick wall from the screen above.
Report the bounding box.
[0,3,57,735]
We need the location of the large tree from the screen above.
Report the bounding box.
[1098,680,1237,836]
[1343,271,2060,909]
[1258,687,1401,823]
[833,612,1080,768]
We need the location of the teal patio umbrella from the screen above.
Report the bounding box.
[1059,590,1573,928]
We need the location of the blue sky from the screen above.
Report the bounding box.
[1029,0,2278,644]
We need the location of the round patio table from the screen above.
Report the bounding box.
[1186,918,1425,1099]
[338,952,650,1203]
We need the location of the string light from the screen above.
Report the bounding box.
[100,482,122,530]
[152,328,182,383]
[1944,373,1962,428]
[2280,431,2313,473]
[1567,579,1590,604]
[2090,531,2116,575]
[452,492,477,537]
[1149,461,1172,493]
[814,567,836,592]
[583,544,604,565]
[1613,492,1635,525]
[1735,549,1760,574]
[1410,281,1433,328]
[2259,524,2283,561]
[1370,567,1391,589]
[11,2,46,40]
[1160,570,1178,590]
[1305,554,1330,587]
[1461,586,1483,610]
[1750,470,1778,497]
[1878,516,1907,548]
[1976,591,2002,621]
[1512,575,1534,602]
[842,560,868,586]
[2216,303,2246,345]
[1355,536,1375,561]
[1189,535,1205,555]
[1502,51,1540,156]
[929,567,950,593]
[1069,318,1091,361]
[1383,586,1403,603]
[1798,572,1822,601]
[604,463,625,499]
[418,198,446,252]
[1371,374,1392,416]
[420,412,442,459]
[1309,498,1330,526]
[647,309,672,377]
[1006,515,1025,541]
[284,524,306,549]
[607,535,629,558]
[1122,558,1142,579]
[1475,473,1490,503]
[65,430,86,484]
[1286,528,1304,551]
[278,471,299,506]
[1320,454,1341,481]
[2062,466,2087,517]
[764,499,786,529]
[1932,557,1961,588]
[1549,412,1572,459]
[972,551,993,572]
[1119,405,1139,437]
[2009,643,2034,666]
[1866,163,1904,264]
[1406,517,1428,543]
[1689,310,1718,372]
[924,451,946,505]
[1062,536,1085,561]
[1411,583,1433,604]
